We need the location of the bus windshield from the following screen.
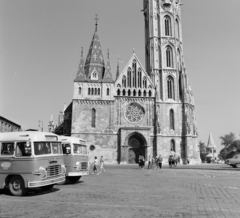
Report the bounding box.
[73,144,87,154]
[34,142,62,155]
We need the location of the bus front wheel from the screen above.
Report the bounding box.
[67,176,81,183]
[9,176,27,196]
[40,184,54,191]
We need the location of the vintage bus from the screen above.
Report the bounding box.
[0,131,66,196]
[60,136,89,183]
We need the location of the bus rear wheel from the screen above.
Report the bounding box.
[9,176,27,196]
[67,176,81,183]
[40,184,54,191]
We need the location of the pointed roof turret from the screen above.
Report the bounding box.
[102,49,114,83]
[115,58,120,81]
[63,103,67,113]
[206,132,216,148]
[74,47,86,82]
[84,15,105,81]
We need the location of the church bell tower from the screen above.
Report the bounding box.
[143,0,201,164]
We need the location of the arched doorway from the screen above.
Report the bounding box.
[127,133,146,164]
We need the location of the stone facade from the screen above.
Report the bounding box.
[57,0,201,164]
[0,116,21,132]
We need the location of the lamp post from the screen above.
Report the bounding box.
[39,120,43,132]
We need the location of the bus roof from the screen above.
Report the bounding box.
[0,131,60,142]
[59,136,86,144]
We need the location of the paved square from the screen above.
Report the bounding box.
[1,164,240,218]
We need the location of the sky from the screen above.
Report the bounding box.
[0,0,240,153]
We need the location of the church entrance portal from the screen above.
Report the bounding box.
[128,133,146,164]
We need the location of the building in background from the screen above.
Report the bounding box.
[205,132,217,163]
[0,116,22,132]
[52,0,200,164]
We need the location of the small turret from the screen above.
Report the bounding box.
[102,49,114,83]
[74,47,86,82]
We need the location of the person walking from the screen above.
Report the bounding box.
[148,155,152,169]
[99,156,105,173]
[158,154,163,169]
[92,156,98,175]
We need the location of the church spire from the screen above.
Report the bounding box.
[102,49,114,83]
[115,58,120,81]
[84,16,105,81]
[74,47,86,82]
[207,132,216,148]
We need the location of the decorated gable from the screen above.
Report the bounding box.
[115,52,154,97]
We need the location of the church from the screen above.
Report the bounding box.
[52,0,201,164]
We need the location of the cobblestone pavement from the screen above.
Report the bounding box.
[1,164,240,218]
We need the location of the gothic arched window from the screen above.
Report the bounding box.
[149,90,152,97]
[138,90,141,97]
[91,88,94,95]
[127,68,131,88]
[179,72,183,100]
[88,88,90,95]
[175,19,180,40]
[170,109,174,130]
[122,76,126,88]
[177,49,181,71]
[171,139,175,152]
[164,15,172,36]
[143,77,147,88]
[143,90,147,97]
[133,90,136,97]
[106,88,110,96]
[166,46,173,68]
[138,68,142,88]
[117,89,120,96]
[123,89,126,96]
[128,90,131,96]
[167,76,174,99]
[95,88,97,95]
[132,60,137,88]
[78,87,81,95]
[157,14,161,38]
[98,88,100,95]
[91,108,96,128]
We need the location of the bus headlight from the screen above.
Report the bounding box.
[61,165,66,175]
[73,162,81,171]
[33,166,47,179]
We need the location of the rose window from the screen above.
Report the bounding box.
[125,103,145,123]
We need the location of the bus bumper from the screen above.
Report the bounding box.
[67,171,89,177]
[28,175,66,188]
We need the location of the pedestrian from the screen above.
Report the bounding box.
[138,156,141,169]
[148,155,152,169]
[92,156,98,175]
[158,154,163,169]
[139,156,144,169]
[142,156,145,168]
[99,156,105,173]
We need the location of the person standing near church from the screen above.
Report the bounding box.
[158,154,163,169]
[99,156,105,173]
[148,155,152,169]
[92,156,98,175]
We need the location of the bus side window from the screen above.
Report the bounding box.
[1,143,14,155]
[62,143,71,154]
[16,142,31,157]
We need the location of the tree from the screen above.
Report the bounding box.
[219,138,240,160]
[219,132,236,148]
[198,141,207,162]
